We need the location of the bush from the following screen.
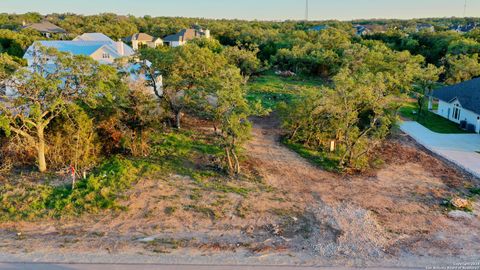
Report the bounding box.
[46,104,101,173]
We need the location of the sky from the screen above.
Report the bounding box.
[1,0,479,21]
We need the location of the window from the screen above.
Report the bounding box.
[453,107,461,120]
[102,53,110,59]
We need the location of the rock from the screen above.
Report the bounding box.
[243,225,255,236]
[448,210,474,220]
[137,236,156,242]
[451,198,470,209]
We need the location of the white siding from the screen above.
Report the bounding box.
[436,99,480,133]
[90,47,115,64]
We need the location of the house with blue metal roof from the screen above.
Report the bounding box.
[23,33,135,66]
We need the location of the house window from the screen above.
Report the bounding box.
[453,107,461,120]
[102,53,110,59]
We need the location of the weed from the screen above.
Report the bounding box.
[164,206,178,215]
[183,204,221,220]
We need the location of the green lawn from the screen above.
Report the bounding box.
[399,102,470,134]
[247,71,324,110]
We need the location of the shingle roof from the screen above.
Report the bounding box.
[163,33,183,42]
[23,21,66,34]
[432,77,480,115]
[163,29,199,42]
[127,33,155,42]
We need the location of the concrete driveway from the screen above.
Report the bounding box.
[400,121,480,178]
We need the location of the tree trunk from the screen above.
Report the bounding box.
[37,126,47,172]
[225,147,234,175]
[231,149,241,175]
[174,109,182,129]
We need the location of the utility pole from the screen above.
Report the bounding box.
[305,0,309,21]
[464,0,467,17]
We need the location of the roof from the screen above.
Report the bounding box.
[125,33,155,42]
[73,33,114,42]
[29,40,134,59]
[34,41,109,56]
[432,77,480,115]
[163,33,183,42]
[163,29,201,42]
[309,25,329,31]
[23,21,66,34]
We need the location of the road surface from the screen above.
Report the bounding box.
[400,121,480,178]
[0,262,423,270]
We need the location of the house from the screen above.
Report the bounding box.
[449,23,478,33]
[163,25,211,47]
[124,33,163,50]
[416,23,435,33]
[22,20,67,38]
[20,33,158,97]
[24,33,134,66]
[354,24,387,36]
[430,78,480,133]
[309,25,329,32]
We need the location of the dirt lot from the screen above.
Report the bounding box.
[0,115,479,266]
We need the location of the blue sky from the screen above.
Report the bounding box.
[1,0,479,20]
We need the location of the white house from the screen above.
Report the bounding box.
[430,78,480,133]
[20,33,161,98]
[24,33,135,66]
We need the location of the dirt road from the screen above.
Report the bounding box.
[245,115,480,265]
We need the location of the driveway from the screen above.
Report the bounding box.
[400,121,480,178]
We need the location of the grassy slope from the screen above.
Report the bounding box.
[399,101,470,134]
[247,71,324,109]
[0,128,274,221]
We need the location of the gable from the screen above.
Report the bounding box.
[90,45,121,62]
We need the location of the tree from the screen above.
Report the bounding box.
[336,71,395,169]
[444,54,480,84]
[0,45,118,172]
[0,53,19,94]
[208,66,260,175]
[223,45,261,79]
[139,44,228,129]
[413,64,443,119]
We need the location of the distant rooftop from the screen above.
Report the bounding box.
[73,33,114,42]
[23,21,66,34]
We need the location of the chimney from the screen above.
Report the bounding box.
[117,41,124,56]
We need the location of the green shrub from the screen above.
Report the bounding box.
[0,157,148,220]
